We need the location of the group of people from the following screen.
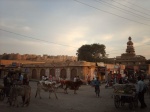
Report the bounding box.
[3,71,29,85]
[89,73,149,108]
[3,71,29,97]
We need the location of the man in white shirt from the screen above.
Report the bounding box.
[42,75,45,81]
[137,76,147,109]
[73,76,77,82]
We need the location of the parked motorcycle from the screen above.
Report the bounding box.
[105,80,114,88]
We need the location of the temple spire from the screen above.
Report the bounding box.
[126,36,135,54]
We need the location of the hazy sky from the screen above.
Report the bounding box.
[0,0,150,59]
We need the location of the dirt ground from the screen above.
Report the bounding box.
[0,80,150,112]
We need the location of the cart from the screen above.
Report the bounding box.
[113,84,138,110]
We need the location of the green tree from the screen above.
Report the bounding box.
[76,43,106,62]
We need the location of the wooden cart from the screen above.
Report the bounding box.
[113,84,138,110]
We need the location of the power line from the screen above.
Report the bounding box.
[124,0,150,12]
[96,0,150,21]
[111,0,150,17]
[73,0,150,26]
[107,43,150,55]
[0,28,77,48]
[1,28,150,55]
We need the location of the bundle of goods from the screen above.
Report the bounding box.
[113,84,136,94]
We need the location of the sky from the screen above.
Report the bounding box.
[0,0,150,59]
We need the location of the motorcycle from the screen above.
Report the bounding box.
[105,80,114,88]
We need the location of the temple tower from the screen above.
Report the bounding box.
[121,36,135,58]
[126,36,135,55]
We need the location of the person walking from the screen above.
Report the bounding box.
[23,73,29,85]
[94,77,101,97]
[73,76,77,82]
[137,76,147,109]
[86,74,89,85]
[19,72,24,84]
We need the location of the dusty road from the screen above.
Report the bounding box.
[0,80,150,112]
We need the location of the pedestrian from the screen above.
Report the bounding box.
[114,75,117,84]
[73,76,77,82]
[19,72,23,84]
[137,76,147,109]
[3,73,12,97]
[42,75,45,81]
[94,77,101,97]
[76,76,80,81]
[91,78,95,87]
[52,76,56,81]
[23,73,29,85]
[86,74,89,85]
[119,77,123,84]
[49,75,52,81]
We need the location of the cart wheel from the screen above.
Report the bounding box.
[114,95,120,108]
[129,102,133,110]
[0,89,5,101]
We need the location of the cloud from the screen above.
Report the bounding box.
[21,26,32,32]
[0,19,32,33]
[134,37,150,46]
[1,0,150,59]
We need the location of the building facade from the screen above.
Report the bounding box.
[0,61,125,81]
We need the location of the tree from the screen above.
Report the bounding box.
[76,43,106,62]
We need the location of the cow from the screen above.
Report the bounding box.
[8,85,31,107]
[60,79,83,94]
[35,81,58,99]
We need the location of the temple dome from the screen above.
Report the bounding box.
[127,36,133,45]
[125,36,135,55]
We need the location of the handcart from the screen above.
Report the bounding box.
[113,84,138,110]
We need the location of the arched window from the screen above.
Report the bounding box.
[32,69,37,79]
[40,69,45,79]
[70,68,77,80]
[50,69,55,77]
[60,69,66,79]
